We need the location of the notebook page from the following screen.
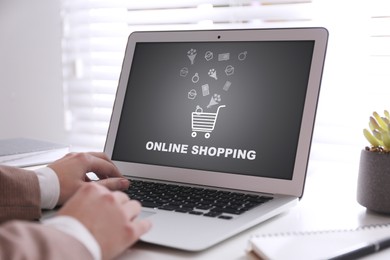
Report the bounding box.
[247,224,390,260]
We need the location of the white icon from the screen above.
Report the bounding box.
[180,67,188,77]
[225,65,234,76]
[238,51,247,61]
[192,72,199,83]
[223,81,232,91]
[187,49,197,65]
[218,53,230,61]
[208,69,218,80]
[188,89,197,100]
[195,105,203,114]
[207,94,221,108]
[205,51,213,61]
[191,105,226,139]
[201,84,210,96]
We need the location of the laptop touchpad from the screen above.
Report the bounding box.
[138,210,156,219]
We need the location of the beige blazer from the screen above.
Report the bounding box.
[0,165,92,260]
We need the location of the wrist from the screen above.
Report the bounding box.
[34,167,60,209]
[42,215,101,260]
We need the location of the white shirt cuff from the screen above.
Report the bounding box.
[42,216,101,260]
[34,167,60,209]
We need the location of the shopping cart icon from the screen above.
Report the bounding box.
[191,105,226,138]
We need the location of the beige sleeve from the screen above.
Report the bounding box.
[0,165,41,223]
[0,220,93,260]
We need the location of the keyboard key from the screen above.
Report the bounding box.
[141,201,161,208]
[204,211,221,217]
[218,215,233,220]
[189,211,203,215]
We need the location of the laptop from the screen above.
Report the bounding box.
[104,27,328,251]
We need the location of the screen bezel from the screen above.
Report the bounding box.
[104,28,328,198]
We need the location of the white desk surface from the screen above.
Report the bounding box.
[117,162,390,259]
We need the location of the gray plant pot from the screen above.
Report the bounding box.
[357,149,390,214]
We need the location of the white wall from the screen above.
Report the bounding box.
[0,0,66,143]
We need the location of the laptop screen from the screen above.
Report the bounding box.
[111,40,314,180]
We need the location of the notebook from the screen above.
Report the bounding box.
[0,138,69,167]
[247,224,390,260]
[104,28,328,251]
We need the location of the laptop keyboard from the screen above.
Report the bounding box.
[124,179,273,220]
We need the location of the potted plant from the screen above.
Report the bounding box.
[357,110,390,214]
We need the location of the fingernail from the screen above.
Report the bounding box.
[120,178,130,190]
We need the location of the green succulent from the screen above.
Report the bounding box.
[363,110,390,152]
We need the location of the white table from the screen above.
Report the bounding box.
[118,162,390,259]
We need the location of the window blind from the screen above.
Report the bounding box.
[369,0,390,102]
[61,0,314,150]
[61,0,390,170]
[308,0,390,168]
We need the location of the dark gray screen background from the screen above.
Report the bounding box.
[112,41,314,180]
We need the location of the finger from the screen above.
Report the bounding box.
[111,190,131,204]
[127,219,152,241]
[123,200,142,220]
[97,178,129,191]
[83,153,122,179]
[87,152,113,164]
[79,182,108,197]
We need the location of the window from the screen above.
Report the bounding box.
[61,0,390,167]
